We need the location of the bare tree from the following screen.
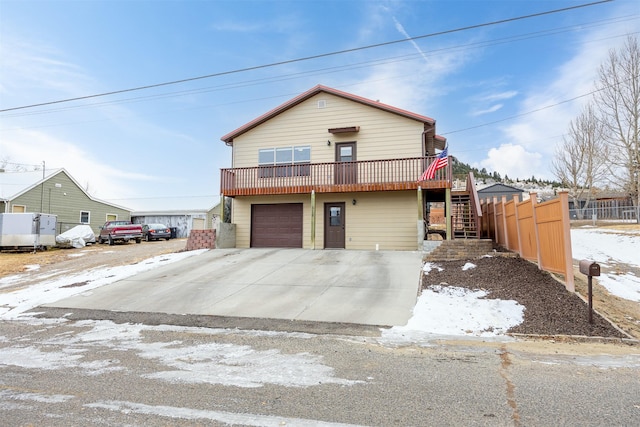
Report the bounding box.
[553,103,608,219]
[594,35,640,208]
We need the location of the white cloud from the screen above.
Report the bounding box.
[495,7,637,175]
[479,143,542,179]
[479,91,518,102]
[0,129,159,199]
[0,35,94,103]
[471,104,503,116]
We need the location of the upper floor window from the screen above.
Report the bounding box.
[259,146,311,177]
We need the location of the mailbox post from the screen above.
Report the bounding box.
[579,260,601,324]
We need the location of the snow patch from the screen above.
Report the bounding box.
[462,262,476,271]
[381,285,524,344]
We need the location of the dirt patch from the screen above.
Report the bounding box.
[0,239,187,293]
[422,255,636,339]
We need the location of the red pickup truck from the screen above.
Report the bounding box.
[98,220,143,245]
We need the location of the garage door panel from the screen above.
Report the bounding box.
[251,203,303,248]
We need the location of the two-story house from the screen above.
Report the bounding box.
[220,85,453,250]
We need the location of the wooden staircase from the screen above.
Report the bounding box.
[451,191,478,238]
[450,172,482,239]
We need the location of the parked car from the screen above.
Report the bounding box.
[142,223,171,241]
[98,220,143,245]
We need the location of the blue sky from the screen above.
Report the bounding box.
[1,0,638,210]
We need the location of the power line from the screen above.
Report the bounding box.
[0,0,613,113]
[4,14,635,121]
[442,73,640,136]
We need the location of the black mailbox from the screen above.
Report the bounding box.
[579,260,600,277]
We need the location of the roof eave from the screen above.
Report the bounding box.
[220,84,437,144]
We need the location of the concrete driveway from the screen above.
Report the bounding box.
[45,248,423,327]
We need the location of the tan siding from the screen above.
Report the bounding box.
[315,191,419,250]
[232,93,425,168]
[233,194,312,248]
[233,190,419,250]
[228,91,427,251]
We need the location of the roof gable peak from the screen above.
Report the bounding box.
[221,85,437,144]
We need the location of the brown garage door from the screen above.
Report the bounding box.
[251,203,303,248]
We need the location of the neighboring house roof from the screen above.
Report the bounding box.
[570,192,631,201]
[220,84,447,145]
[477,183,525,194]
[0,168,131,210]
[131,209,211,216]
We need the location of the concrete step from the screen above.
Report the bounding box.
[424,239,495,261]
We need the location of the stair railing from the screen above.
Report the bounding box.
[466,172,482,238]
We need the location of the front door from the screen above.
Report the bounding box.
[324,202,345,249]
[334,142,357,185]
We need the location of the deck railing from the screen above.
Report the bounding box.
[221,156,452,196]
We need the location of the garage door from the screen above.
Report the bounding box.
[251,203,303,248]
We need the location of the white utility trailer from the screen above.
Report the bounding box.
[0,213,57,250]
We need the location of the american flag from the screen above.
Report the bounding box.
[419,147,448,181]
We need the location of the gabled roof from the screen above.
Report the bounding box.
[477,183,525,194]
[1,169,61,200]
[221,85,443,145]
[0,168,130,210]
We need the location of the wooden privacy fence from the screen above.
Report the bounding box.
[480,192,574,292]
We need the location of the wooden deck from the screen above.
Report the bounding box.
[221,156,451,196]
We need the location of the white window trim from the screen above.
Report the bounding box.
[106,213,118,222]
[80,211,90,224]
[258,146,311,166]
[11,204,27,213]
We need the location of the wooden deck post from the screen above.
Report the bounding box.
[310,190,316,250]
[417,186,424,249]
[220,194,225,223]
[445,187,452,240]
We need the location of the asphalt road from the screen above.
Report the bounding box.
[1,317,639,426]
[3,242,640,425]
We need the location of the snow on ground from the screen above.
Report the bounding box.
[0,250,360,390]
[381,263,525,344]
[571,227,640,302]
[0,319,358,389]
[0,227,637,342]
[0,250,208,319]
[0,228,637,395]
[383,226,639,343]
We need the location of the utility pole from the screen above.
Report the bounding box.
[40,160,45,212]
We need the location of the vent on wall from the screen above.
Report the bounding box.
[317,100,326,109]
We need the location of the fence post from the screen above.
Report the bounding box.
[559,191,575,292]
[492,196,499,245]
[530,192,542,270]
[513,194,523,257]
[501,195,509,249]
